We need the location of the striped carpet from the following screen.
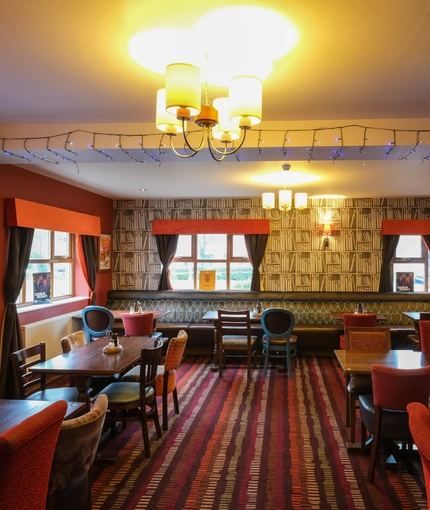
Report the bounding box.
[90,357,427,509]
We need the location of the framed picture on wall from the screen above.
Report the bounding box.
[98,234,111,272]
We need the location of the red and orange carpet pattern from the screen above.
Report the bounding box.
[91,357,427,509]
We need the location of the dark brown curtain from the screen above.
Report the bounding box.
[155,235,179,290]
[378,235,400,292]
[244,234,269,291]
[78,235,98,305]
[0,227,34,399]
[422,235,430,251]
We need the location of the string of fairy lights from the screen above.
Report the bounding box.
[1,125,430,171]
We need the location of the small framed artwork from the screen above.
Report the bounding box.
[98,234,111,272]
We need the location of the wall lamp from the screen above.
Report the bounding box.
[322,223,332,248]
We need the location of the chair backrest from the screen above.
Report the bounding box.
[372,364,430,410]
[261,308,295,340]
[164,330,188,371]
[407,402,430,506]
[139,339,163,395]
[82,306,114,341]
[343,313,377,328]
[345,326,392,350]
[0,400,68,510]
[419,320,430,353]
[121,312,154,336]
[60,330,86,353]
[10,342,48,399]
[48,394,108,497]
[217,310,252,341]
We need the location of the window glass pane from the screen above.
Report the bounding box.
[396,235,422,258]
[230,262,252,290]
[54,232,69,257]
[53,263,71,297]
[197,262,226,289]
[175,236,192,258]
[393,263,424,291]
[232,235,249,258]
[170,261,194,289]
[197,234,226,259]
[30,229,50,259]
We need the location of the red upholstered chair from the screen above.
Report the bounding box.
[339,313,377,349]
[419,320,430,353]
[407,402,430,508]
[359,364,430,482]
[0,400,68,510]
[121,312,154,336]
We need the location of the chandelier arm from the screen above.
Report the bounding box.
[179,120,206,153]
[207,128,248,156]
[169,136,198,159]
[207,135,226,162]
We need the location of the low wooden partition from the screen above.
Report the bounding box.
[106,291,429,357]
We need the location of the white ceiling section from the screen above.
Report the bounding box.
[1,0,430,200]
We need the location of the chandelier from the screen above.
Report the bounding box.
[260,164,315,219]
[128,6,299,162]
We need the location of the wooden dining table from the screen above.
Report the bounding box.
[30,335,168,411]
[335,348,430,453]
[0,399,85,435]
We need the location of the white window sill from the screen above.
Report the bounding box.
[17,296,88,315]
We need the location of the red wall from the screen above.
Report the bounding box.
[0,165,113,327]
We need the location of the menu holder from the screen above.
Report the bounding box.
[102,344,123,354]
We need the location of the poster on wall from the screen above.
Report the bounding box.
[199,270,216,290]
[98,234,111,272]
[33,272,52,304]
[396,272,414,292]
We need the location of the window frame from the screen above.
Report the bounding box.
[392,235,429,292]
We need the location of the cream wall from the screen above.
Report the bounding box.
[112,197,430,292]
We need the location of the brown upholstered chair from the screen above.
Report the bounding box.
[10,342,78,402]
[122,330,188,431]
[0,400,68,510]
[344,326,391,443]
[217,310,257,378]
[46,394,108,510]
[407,402,430,509]
[359,364,430,482]
[339,313,377,349]
[101,340,163,457]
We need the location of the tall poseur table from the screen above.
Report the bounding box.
[30,335,168,411]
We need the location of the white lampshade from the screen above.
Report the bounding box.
[165,63,201,117]
[212,97,241,141]
[279,189,292,210]
[262,192,275,210]
[156,89,184,134]
[295,193,308,210]
[229,76,262,127]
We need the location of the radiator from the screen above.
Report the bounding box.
[21,312,78,360]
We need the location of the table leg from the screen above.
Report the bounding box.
[211,327,219,372]
[73,375,93,412]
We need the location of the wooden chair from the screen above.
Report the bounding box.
[407,402,430,509]
[10,342,78,402]
[122,330,188,431]
[345,326,391,444]
[359,364,430,482]
[0,400,68,510]
[217,310,257,379]
[82,306,114,342]
[261,308,298,378]
[46,394,108,510]
[101,340,163,457]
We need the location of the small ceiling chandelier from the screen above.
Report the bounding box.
[128,6,299,162]
[261,164,312,220]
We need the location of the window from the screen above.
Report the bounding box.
[17,229,74,305]
[170,234,252,290]
[393,235,429,292]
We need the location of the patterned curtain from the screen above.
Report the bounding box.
[244,234,269,291]
[0,227,34,398]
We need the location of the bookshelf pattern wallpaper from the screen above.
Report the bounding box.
[112,197,430,292]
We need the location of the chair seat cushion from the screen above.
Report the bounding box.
[27,387,78,402]
[222,335,257,347]
[102,382,154,404]
[359,394,412,440]
[347,374,372,394]
[262,334,298,346]
[121,366,140,382]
